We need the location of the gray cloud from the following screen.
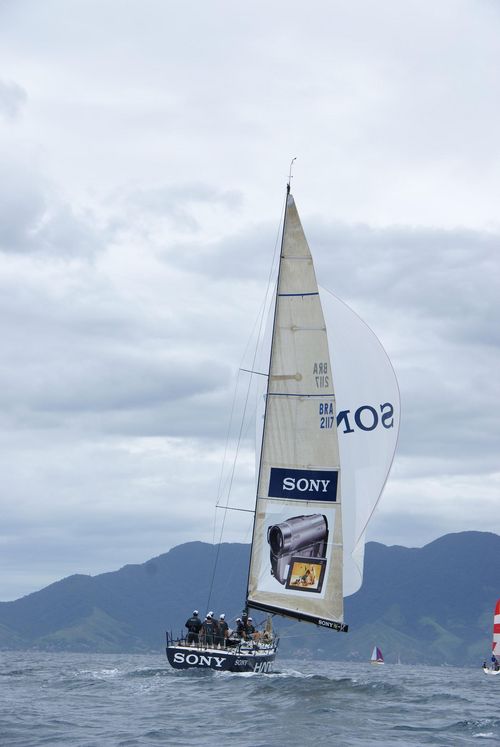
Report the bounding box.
[123,183,243,232]
[0,157,100,256]
[0,79,27,121]
[166,223,280,280]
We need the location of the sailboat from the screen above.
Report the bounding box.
[370,646,385,665]
[482,598,500,675]
[166,178,399,672]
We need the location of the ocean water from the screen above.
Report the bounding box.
[0,652,498,746]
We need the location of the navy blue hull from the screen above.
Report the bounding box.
[166,642,277,673]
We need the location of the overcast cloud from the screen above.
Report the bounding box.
[0,0,499,600]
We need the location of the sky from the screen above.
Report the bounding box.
[1,0,499,601]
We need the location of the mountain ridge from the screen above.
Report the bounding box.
[0,531,497,664]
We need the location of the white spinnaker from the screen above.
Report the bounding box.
[320,289,400,596]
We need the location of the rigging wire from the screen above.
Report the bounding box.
[209,367,244,547]
[204,191,287,613]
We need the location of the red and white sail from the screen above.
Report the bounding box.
[493,598,500,655]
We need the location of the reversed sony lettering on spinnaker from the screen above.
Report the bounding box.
[335,402,395,433]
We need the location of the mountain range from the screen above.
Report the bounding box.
[0,531,498,664]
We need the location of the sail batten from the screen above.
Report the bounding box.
[278,292,320,297]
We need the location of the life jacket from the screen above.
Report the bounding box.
[202,619,216,635]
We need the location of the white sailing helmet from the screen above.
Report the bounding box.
[219,614,225,619]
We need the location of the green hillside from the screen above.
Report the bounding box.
[0,531,497,665]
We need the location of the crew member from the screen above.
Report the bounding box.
[236,615,248,639]
[237,612,256,640]
[215,613,229,647]
[246,617,256,639]
[201,613,217,647]
[185,610,202,645]
[210,611,220,644]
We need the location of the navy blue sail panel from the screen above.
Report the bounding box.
[268,467,338,501]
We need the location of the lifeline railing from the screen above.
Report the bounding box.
[165,631,277,653]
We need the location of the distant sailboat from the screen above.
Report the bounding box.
[370,646,384,665]
[483,599,500,675]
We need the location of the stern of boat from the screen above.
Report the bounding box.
[166,631,278,673]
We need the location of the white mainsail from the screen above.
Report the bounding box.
[254,291,400,599]
[247,191,345,629]
[247,189,399,630]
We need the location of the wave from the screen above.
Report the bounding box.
[392,718,500,737]
[126,667,171,679]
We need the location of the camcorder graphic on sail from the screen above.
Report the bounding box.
[267,513,329,591]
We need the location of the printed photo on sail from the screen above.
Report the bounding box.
[286,558,327,593]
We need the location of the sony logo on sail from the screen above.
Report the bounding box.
[318,619,348,632]
[282,477,331,493]
[268,468,338,501]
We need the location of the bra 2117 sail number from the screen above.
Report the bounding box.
[319,401,335,429]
